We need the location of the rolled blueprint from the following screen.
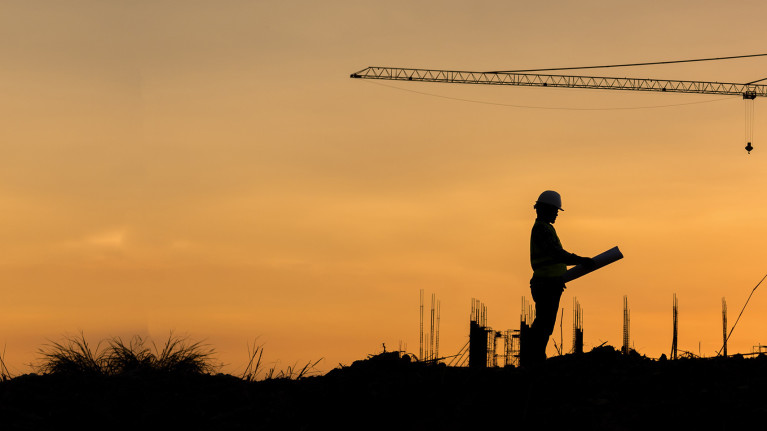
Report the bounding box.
[564,246,623,283]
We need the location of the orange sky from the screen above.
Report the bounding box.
[2,1,767,374]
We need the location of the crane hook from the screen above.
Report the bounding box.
[744,92,756,154]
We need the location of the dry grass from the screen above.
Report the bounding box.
[34,333,320,380]
[36,333,107,376]
[241,340,265,381]
[150,335,217,374]
[241,339,323,381]
[272,358,324,379]
[103,335,155,375]
[36,332,219,376]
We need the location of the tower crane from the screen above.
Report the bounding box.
[350,65,765,153]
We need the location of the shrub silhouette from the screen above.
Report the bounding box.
[37,332,218,376]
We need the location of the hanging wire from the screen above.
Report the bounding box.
[744,99,751,142]
[745,97,755,153]
[360,80,735,111]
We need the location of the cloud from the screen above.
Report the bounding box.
[85,229,127,248]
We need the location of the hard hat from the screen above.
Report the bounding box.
[536,190,563,211]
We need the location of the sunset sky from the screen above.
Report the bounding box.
[2,0,767,374]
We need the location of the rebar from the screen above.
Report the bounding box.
[671,294,678,360]
[420,289,424,361]
[722,297,728,357]
[622,296,630,355]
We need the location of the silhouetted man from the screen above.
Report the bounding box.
[524,190,594,366]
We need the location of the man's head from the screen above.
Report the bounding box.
[534,190,562,223]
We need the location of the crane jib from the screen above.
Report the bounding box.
[350,67,767,97]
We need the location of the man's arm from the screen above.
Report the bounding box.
[533,223,595,267]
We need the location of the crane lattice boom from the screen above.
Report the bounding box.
[351,67,765,98]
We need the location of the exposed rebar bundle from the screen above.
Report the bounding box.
[622,296,630,355]
[436,299,441,361]
[722,298,728,357]
[518,296,535,365]
[419,289,424,361]
[572,298,583,354]
[430,293,435,361]
[671,294,678,360]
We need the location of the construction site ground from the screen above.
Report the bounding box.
[1,345,765,430]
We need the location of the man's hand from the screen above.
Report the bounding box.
[579,256,598,270]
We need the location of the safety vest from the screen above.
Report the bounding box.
[530,220,567,278]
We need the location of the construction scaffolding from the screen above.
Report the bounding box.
[489,329,504,368]
[504,329,518,367]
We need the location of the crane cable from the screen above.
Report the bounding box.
[718,273,767,356]
[745,76,767,85]
[487,53,767,74]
